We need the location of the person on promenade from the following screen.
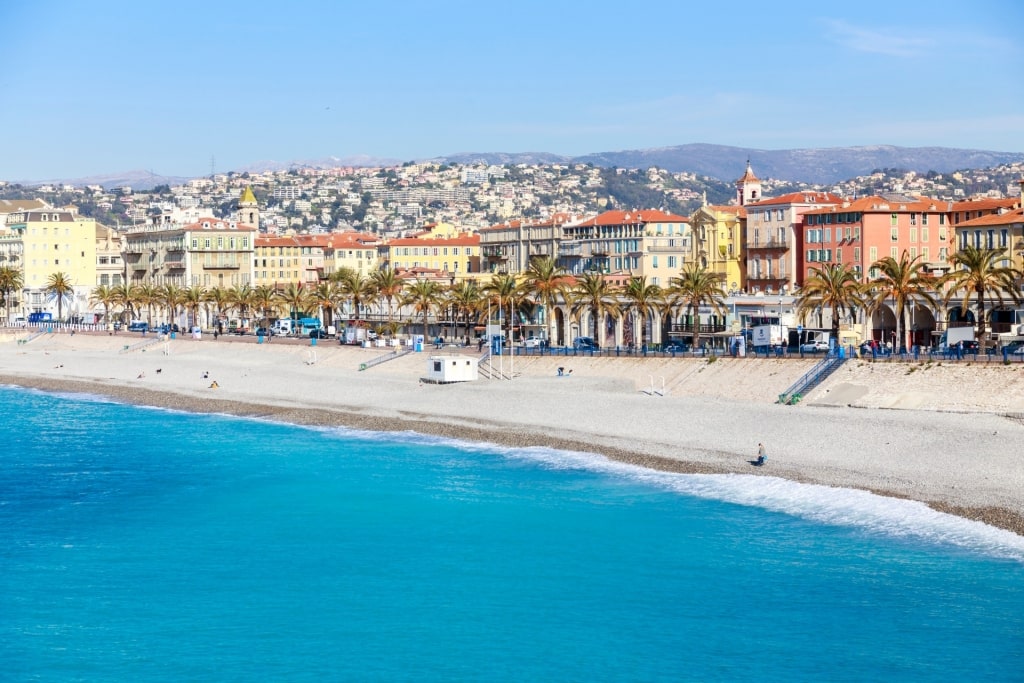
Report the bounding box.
[756,443,767,466]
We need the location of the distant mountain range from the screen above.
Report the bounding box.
[14,144,1024,190]
[441,144,1024,185]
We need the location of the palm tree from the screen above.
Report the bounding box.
[522,256,573,344]
[204,285,232,330]
[135,282,161,326]
[447,279,482,342]
[252,285,281,330]
[402,278,443,339]
[276,282,310,322]
[160,284,186,329]
[865,251,941,352]
[941,245,1023,352]
[0,265,24,323]
[311,281,339,328]
[569,272,621,348]
[44,272,75,321]
[89,284,118,328]
[181,285,207,330]
[370,269,404,327]
[666,264,727,350]
[482,272,524,342]
[336,269,375,322]
[227,283,258,326]
[622,276,663,349]
[795,263,865,346]
[111,283,139,325]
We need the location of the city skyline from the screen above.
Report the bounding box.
[2,0,1022,182]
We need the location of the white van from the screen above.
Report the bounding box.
[272,319,295,336]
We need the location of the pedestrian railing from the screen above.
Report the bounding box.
[777,354,845,405]
[358,348,410,371]
[118,337,163,354]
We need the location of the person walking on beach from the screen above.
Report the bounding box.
[756,443,767,466]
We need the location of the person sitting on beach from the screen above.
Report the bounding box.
[209,381,219,389]
[557,366,564,376]
[756,443,767,466]
[202,371,209,379]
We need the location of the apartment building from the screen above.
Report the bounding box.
[382,233,480,278]
[799,195,953,285]
[2,209,98,321]
[687,202,744,292]
[560,209,690,281]
[122,217,255,289]
[954,206,1024,270]
[745,192,843,294]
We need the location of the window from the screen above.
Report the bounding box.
[921,227,928,242]
[777,209,784,221]
[204,239,211,248]
[910,213,917,225]
[939,214,945,225]
[652,255,659,268]
[891,228,898,242]
[987,230,995,249]
[890,213,898,226]
[922,247,929,261]
[453,247,459,256]
[910,247,917,259]
[909,228,917,243]
[824,228,831,242]
[891,247,898,259]
[1000,229,1008,248]
[869,246,877,263]
[806,250,817,262]
[922,213,929,226]
[854,247,861,261]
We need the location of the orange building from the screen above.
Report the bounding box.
[799,195,953,284]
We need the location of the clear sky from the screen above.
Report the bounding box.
[2,0,1022,181]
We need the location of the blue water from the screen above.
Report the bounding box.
[2,387,1023,682]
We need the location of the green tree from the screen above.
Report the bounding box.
[89,284,118,328]
[402,278,443,338]
[370,268,404,328]
[160,284,186,328]
[865,251,941,352]
[311,281,340,328]
[941,245,1022,352]
[570,272,621,348]
[252,285,281,330]
[795,264,865,346]
[276,282,310,321]
[666,264,728,350]
[135,282,161,326]
[522,256,573,344]
[0,265,24,323]
[482,272,525,342]
[622,275,663,348]
[44,272,75,321]
[226,283,258,325]
[203,286,231,329]
[181,285,207,330]
[446,278,483,341]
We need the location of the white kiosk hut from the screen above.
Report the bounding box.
[423,355,478,384]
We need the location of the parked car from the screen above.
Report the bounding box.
[127,321,149,333]
[254,327,274,337]
[309,328,330,339]
[800,340,830,353]
[573,336,599,351]
[663,341,689,354]
[523,336,543,348]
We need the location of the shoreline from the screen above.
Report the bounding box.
[2,333,1023,536]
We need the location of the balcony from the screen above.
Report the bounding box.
[202,263,240,270]
[165,260,185,269]
[749,236,788,250]
[667,322,728,335]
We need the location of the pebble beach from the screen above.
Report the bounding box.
[3,329,1022,535]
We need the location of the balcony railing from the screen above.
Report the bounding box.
[667,322,728,335]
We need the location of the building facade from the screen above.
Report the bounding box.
[745,192,843,294]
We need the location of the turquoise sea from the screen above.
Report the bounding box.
[2,385,1023,682]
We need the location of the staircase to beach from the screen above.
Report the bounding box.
[777,354,846,404]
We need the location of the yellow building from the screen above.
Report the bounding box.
[253,231,381,289]
[687,200,744,291]
[383,233,481,279]
[2,208,98,321]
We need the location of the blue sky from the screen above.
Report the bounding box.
[2,0,1021,181]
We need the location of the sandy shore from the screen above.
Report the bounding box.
[2,329,1023,535]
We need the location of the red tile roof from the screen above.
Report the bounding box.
[747,192,844,207]
[802,196,950,215]
[388,234,480,247]
[572,209,688,227]
[955,207,1024,227]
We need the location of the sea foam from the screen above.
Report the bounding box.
[324,425,1024,562]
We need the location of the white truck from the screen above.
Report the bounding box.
[751,324,788,348]
[938,326,976,351]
